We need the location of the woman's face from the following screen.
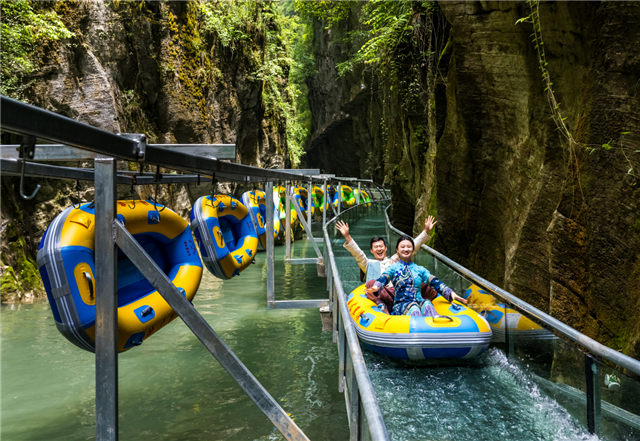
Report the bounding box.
[397,240,414,260]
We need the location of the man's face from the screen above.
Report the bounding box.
[370,240,387,261]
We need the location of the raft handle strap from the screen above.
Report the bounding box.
[434,315,454,322]
[83,272,94,300]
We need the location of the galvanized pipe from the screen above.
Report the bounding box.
[265,181,275,309]
[94,158,119,441]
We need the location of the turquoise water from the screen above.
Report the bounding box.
[1,238,348,440]
[4,207,638,441]
[332,212,607,441]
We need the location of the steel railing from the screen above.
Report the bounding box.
[322,200,391,441]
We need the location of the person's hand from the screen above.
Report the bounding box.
[366,285,380,295]
[451,292,468,304]
[425,215,437,235]
[335,220,349,236]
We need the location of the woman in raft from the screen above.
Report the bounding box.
[366,235,468,316]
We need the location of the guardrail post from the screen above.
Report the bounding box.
[285,181,292,261]
[584,354,601,435]
[322,179,327,227]
[266,181,275,309]
[94,158,118,441]
[357,182,361,206]
[338,181,342,215]
[307,179,312,236]
[349,366,361,441]
[338,294,347,392]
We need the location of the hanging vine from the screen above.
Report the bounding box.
[516,0,635,179]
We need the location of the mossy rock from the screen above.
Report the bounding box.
[1,267,21,302]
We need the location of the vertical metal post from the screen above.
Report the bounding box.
[349,367,361,441]
[322,179,327,227]
[266,181,275,309]
[94,158,118,441]
[584,354,601,435]
[285,181,291,261]
[357,182,361,205]
[338,298,347,392]
[307,179,312,237]
[338,181,342,215]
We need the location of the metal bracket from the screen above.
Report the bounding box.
[119,133,146,161]
[19,135,36,160]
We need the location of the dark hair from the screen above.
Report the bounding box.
[395,235,414,250]
[370,236,386,248]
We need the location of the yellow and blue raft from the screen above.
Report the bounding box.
[293,186,311,219]
[276,185,298,226]
[464,285,555,342]
[347,284,492,360]
[312,186,325,214]
[37,200,203,353]
[191,195,258,279]
[241,190,281,250]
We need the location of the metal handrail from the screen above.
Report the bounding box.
[384,204,640,377]
[323,200,391,441]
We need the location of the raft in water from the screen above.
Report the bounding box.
[348,284,492,360]
[464,285,556,342]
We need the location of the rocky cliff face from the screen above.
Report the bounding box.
[305,1,640,358]
[1,1,292,301]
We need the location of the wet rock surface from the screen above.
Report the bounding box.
[305,1,640,357]
[1,1,290,300]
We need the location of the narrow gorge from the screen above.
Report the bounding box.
[2,0,639,362]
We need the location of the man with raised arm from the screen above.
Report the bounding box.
[335,215,436,314]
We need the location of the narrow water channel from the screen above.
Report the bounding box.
[335,212,601,441]
[1,237,348,440]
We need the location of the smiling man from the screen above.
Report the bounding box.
[335,216,436,313]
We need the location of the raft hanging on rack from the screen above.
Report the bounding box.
[37,200,203,353]
[191,195,258,279]
[241,190,281,250]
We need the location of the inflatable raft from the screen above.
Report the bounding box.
[191,195,258,279]
[241,190,281,250]
[38,201,203,353]
[312,186,325,215]
[276,185,298,226]
[464,285,555,342]
[348,284,492,360]
[340,185,356,209]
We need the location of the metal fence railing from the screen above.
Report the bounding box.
[322,200,391,441]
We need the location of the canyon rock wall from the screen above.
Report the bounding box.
[1,1,291,301]
[306,1,640,358]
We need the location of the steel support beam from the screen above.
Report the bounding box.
[1,143,236,161]
[265,182,275,310]
[270,299,329,309]
[94,158,118,441]
[113,222,309,441]
[285,182,292,261]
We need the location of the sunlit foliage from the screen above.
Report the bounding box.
[0,0,73,99]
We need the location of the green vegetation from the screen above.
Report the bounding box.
[0,0,73,99]
[517,0,635,179]
[198,1,309,166]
